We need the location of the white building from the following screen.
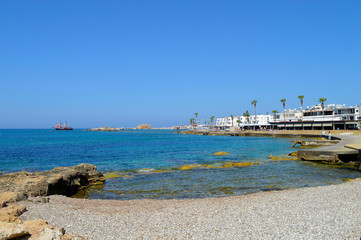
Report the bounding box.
[271,104,361,130]
[216,114,273,130]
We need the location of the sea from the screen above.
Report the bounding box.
[1,129,360,200]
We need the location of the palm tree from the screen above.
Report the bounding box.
[194,113,198,125]
[298,95,304,110]
[298,95,304,121]
[251,100,257,123]
[243,111,250,124]
[189,118,195,130]
[210,116,215,126]
[236,119,241,130]
[280,98,286,121]
[272,110,278,121]
[319,98,327,119]
[230,115,234,127]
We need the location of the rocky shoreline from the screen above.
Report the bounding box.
[1,162,361,239]
[0,164,105,239]
[19,179,361,239]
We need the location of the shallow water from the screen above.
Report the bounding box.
[1,129,360,200]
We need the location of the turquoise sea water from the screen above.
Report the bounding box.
[1,129,360,200]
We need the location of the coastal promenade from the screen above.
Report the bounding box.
[298,133,361,164]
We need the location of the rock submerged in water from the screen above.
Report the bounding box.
[269,155,298,161]
[104,172,122,179]
[213,151,230,156]
[178,162,259,170]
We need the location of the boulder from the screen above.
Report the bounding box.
[0,204,26,223]
[0,164,105,201]
[0,192,25,207]
[23,219,82,240]
[35,227,64,240]
[22,219,50,237]
[0,222,29,239]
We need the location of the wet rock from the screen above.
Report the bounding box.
[232,162,254,167]
[213,151,230,156]
[104,172,122,179]
[0,222,29,239]
[288,152,298,156]
[222,162,233,168]
[269,155,280,160]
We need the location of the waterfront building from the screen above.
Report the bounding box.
[271,104,361,130]
[216,114,273,131]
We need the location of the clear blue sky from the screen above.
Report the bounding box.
[1,0,360,128]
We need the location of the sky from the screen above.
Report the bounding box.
[1,0,360,128]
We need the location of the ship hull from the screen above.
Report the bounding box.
[55,127,73,130]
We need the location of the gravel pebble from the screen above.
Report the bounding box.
[20,180,361,239]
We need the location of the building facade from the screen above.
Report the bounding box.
[216,114,273,130]
[271,104,361,130]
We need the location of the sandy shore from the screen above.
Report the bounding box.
[20,179,361,240]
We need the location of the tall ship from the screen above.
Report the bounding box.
[54,121,73,130]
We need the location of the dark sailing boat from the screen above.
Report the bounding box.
[54,121,73,130]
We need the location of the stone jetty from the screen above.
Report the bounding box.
[298,134,361,167]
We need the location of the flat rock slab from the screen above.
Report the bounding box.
[0,164,105,204]
[298,135,361,162]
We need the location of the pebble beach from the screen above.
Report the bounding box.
[20,179,361,240]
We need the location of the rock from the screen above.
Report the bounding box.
[0,192,25,207]
[269,155,295,161]
[28,196,50,204]
[22,219,50,237]
[0,222,29,239]
[37,227,65,240]
[269,155,280,160]
[222,162,233,168]
[288,152,298,156]
[213,151,230,156]
[61,233,84,240]
[23,220,69,240]
[137,124,151,129]
[232,162,254,167]
[104,172,122,179]
[179,164,200,170]
[0,204,26,223]
[0,164,105,201]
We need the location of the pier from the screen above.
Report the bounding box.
[290,139,339,148]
